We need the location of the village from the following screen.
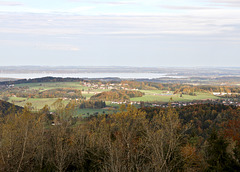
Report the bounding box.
[81,81,133,90]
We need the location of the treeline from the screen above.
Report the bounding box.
[122,81,240,94]
[163,84,240,94]
[67,100,106,109]
[120,81,200,93]
[90,89,144,101]
[1,87,39,98]
[121,81,162,90]
[39,88,83,99]
[1,88,84,99]
[221,94,240,99]
[0,77,84,85]
[0,103,240,171]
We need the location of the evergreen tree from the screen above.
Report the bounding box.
[205,130,240,171]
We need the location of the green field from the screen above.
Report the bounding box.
[74,108,118,117]
[131,90,218,102]
[15,82,88,91]
[15,82,108,98]
[4,82,220,112]
[9,97,70,110]
[82,92,94,99]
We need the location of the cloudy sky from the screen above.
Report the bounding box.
[0,0,240,67]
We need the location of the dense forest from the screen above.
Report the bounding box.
[0,100,240,171]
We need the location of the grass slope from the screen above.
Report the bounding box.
[131,90,218,102]
[8,97,69,110]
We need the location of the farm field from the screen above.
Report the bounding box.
[15,82,88,91]
[15,82,109,97]
[74,108,118,117]
[8,97,70,110]
[131,90,218,102]
[2,82,220,113]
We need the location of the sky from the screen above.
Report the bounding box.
[0,0,240,67]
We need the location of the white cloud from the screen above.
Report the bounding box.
[161,5,216,10]
[36,43,81,51]
[0,10,240,38]
[1,6,96,15]
[0,39,80,51]
[68,0,137,4]
[0,0,239,42]
[67,6,96,13]
[0,1,23,6]
[209,0,240,7]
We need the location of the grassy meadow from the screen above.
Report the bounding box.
[9,97,70,110]
[131,90,218,102]
[15,82,88,91]
[3,82,220,114]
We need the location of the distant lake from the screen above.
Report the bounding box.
[0,73,184,79]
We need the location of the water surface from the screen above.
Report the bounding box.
[0,73,184,79]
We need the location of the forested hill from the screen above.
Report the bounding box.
[142,104,239,139]
[0,77,84,85]
[0,100,23,117]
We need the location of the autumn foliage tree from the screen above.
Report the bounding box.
[1,101,240,171]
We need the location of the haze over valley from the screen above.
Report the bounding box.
[1,0,240,171]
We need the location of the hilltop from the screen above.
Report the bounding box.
[0,100,23,117]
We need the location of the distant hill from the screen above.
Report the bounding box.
[0,100,23,117]
[0,76,84,85]
[0,78,18,82]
